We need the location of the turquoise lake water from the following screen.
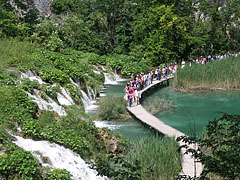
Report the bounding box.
[141,86,240,136]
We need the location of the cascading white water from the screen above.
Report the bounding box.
[80,89,98,113]
[103,73,118,85]
[12,135,107,180]
[21,70,45,84]
[94,121,123,130]
[57,87,74,106]
[26,89,67,116]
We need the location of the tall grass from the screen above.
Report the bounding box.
[0,39,37,69]
[126,136,182,180]
[172,56,240,91]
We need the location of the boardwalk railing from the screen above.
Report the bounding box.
[125,76,203,178]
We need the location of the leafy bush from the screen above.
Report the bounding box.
[0,149,42,180]
[98,96,128,120]
[0,86,37,129]
[42,84,61,102]
[0,72,15,85]
[43,168,72,180]
[39,66,69,84]
[20,78,40,93]
[177,113,240,179]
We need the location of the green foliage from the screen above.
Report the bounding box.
[172,56,240,91]
[43,168,72,180]
[0,86,37,130]
[0,39,37,69]
[125,136,182,179]
[94,136,181,180]
[121,61,150,78]
[0,9,30,38]
[41,84,61,102]
[0,129,17,152]
[0,72,15,85]
[94,155,142,180]
[177,113,240,179]
[98,96,128,120]
[20,78,40,93]
[0,149,42,180]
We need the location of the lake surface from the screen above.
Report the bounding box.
[141,86,240,136]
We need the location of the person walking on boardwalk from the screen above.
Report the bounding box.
[128,89,133,107]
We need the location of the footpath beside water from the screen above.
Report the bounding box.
[126,76,203,178]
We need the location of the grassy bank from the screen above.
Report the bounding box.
[172,56,240,91]
[126,136,182,180]
[94,135,182,180]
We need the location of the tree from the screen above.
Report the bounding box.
[132,3,191,65]
[177,113,240,179]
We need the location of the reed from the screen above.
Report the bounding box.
[172,56,240,91]
[126,136,182,180]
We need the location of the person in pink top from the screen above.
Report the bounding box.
[128,90,133,107]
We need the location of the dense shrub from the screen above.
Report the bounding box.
[98,96,128,120]
[20,78,40,93]
[43,168,72,180]
[0,149,42,180]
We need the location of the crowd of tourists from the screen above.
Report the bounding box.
[124,64,178,107]
[124,51,239,107]
[186,52,240,67]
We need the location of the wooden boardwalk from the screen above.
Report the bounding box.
[126,76,203,178]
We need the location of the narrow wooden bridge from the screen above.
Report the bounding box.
[126,76,203,178]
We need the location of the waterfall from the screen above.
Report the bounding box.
[80,89,98,113]
[57,87,74,106]
[12,135,107,180]
[26,89,67,116]
[94,121,123,130]
[20,70,45,84]
[103,73,118,85]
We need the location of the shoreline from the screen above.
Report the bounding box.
[173,86,240,93]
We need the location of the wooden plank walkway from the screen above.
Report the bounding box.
[126,76,203,178]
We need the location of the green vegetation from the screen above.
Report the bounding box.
[97,96,130,120]
[1,0,240,179]
[126,136,181,180]
[177,113,240,179]
[172,56,240,91]
[94,136,181,180]
[0,85,129,178]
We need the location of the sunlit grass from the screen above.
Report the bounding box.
[172,56,240,91]
[0,39,37,69]
[126,136,182,180]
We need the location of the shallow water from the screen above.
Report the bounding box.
[93,81,156,140]
[141,86,240,136]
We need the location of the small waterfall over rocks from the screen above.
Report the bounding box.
[21,70,45,84]
[12,135,107,180]
[57,87,74,106]
[26,89,67,116]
